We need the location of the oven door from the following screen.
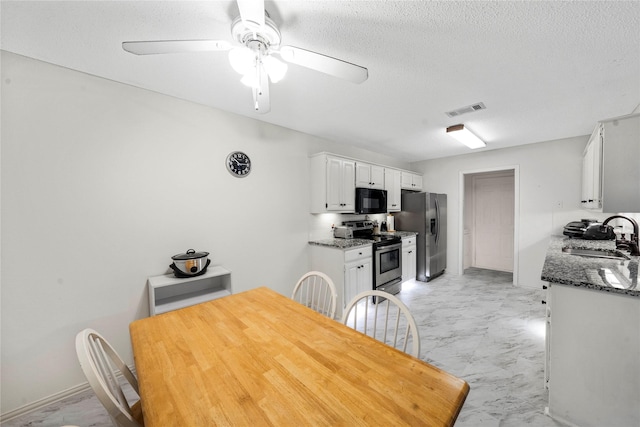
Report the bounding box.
[374,242,402,287]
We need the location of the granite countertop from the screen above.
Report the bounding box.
[541,235,639,297]
[382,231,418,238]
[308,238,373,250]
[308,230,418,250]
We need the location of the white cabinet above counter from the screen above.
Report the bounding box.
[385,168,402,212]
[310,154,355,213]
[355,162,384,189]
[582,113,640,212]
[401,171,423,191]
[310,152,424,214]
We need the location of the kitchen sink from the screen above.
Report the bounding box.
[562,247,630,260]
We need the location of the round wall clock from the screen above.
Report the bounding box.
[226,151,251,178]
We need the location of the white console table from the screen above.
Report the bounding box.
[147,266,232,316]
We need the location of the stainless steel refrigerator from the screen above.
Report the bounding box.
[395,192,447,282]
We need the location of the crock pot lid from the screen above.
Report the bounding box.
[172,249,209,260]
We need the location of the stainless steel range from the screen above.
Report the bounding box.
[340,220,403,296]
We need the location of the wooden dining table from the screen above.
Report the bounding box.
[129,286,469,426]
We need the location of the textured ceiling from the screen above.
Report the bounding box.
[2,1,639,161]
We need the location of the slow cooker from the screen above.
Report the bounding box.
[170,249,210,278]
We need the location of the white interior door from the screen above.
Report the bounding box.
[473,173,514,272]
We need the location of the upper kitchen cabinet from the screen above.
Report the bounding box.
[355,163,385,189]
[401,171,423,191]
[310,154,356,213]
[385,168,402,212]
[582,113,640,212]
[581,125,603,210]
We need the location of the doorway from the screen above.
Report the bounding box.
[460,167,519,284]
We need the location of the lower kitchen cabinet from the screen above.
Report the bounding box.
[402,235,416,282]
[545,284,639,427]
[309,244,373,319]
[344,251,372,308]
[147,266,232,316]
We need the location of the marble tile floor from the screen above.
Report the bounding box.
[3,267,565,427]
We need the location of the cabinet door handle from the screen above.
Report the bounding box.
[541,300,547,305]
[542,285,548,290]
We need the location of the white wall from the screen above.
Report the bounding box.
[411,136,614,289]
[0,51,406,415]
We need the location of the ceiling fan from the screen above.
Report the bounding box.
[122,0,368,114]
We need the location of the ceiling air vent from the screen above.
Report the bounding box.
[445,102,486,118]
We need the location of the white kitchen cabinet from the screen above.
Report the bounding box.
[309,244,373,319]
[545,284,639,427]
[401,171,423,191]
[147,266,232,316]
[344,248,373,307]
[581,124,603,210]
[355,162,385,189]
[385,168,402,212]
[600,113,640,212]
[310,154,356,213]
[582,113,640,212]
[401,235,417,282]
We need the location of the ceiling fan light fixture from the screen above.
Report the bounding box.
[228,47,255,75]
[240,68,260,89]
[446,124,486,149]
[263,55,287,83]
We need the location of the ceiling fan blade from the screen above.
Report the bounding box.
[236,0,265,31]
[122,40,232,55]
[254,64,271,114]
[278,46,368,84]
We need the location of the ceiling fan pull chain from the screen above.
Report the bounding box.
[256,49,263,95]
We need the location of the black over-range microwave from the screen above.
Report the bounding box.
[355,188,388,214]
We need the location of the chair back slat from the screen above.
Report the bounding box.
[90,337,122,407]
[76,328,143,427]
[342,290,421,358]
[292,271,338,319]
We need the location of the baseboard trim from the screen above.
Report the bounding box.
[0,383,91,423]
[0,365,136,423]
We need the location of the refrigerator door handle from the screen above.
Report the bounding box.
[434,196,440,246]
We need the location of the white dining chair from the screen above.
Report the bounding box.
[342,290,421,358]
[75,329,144,427]
[292,271,338,319]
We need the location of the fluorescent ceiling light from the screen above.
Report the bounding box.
[446,124,486,149]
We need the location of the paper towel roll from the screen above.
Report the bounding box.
[387,215,395,232]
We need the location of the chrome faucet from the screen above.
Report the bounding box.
[603,215,640,256]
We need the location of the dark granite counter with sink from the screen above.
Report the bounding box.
[541,235,639,297]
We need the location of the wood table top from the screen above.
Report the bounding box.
[130,287,469,426]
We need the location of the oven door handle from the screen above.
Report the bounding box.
[376,243,402,252]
